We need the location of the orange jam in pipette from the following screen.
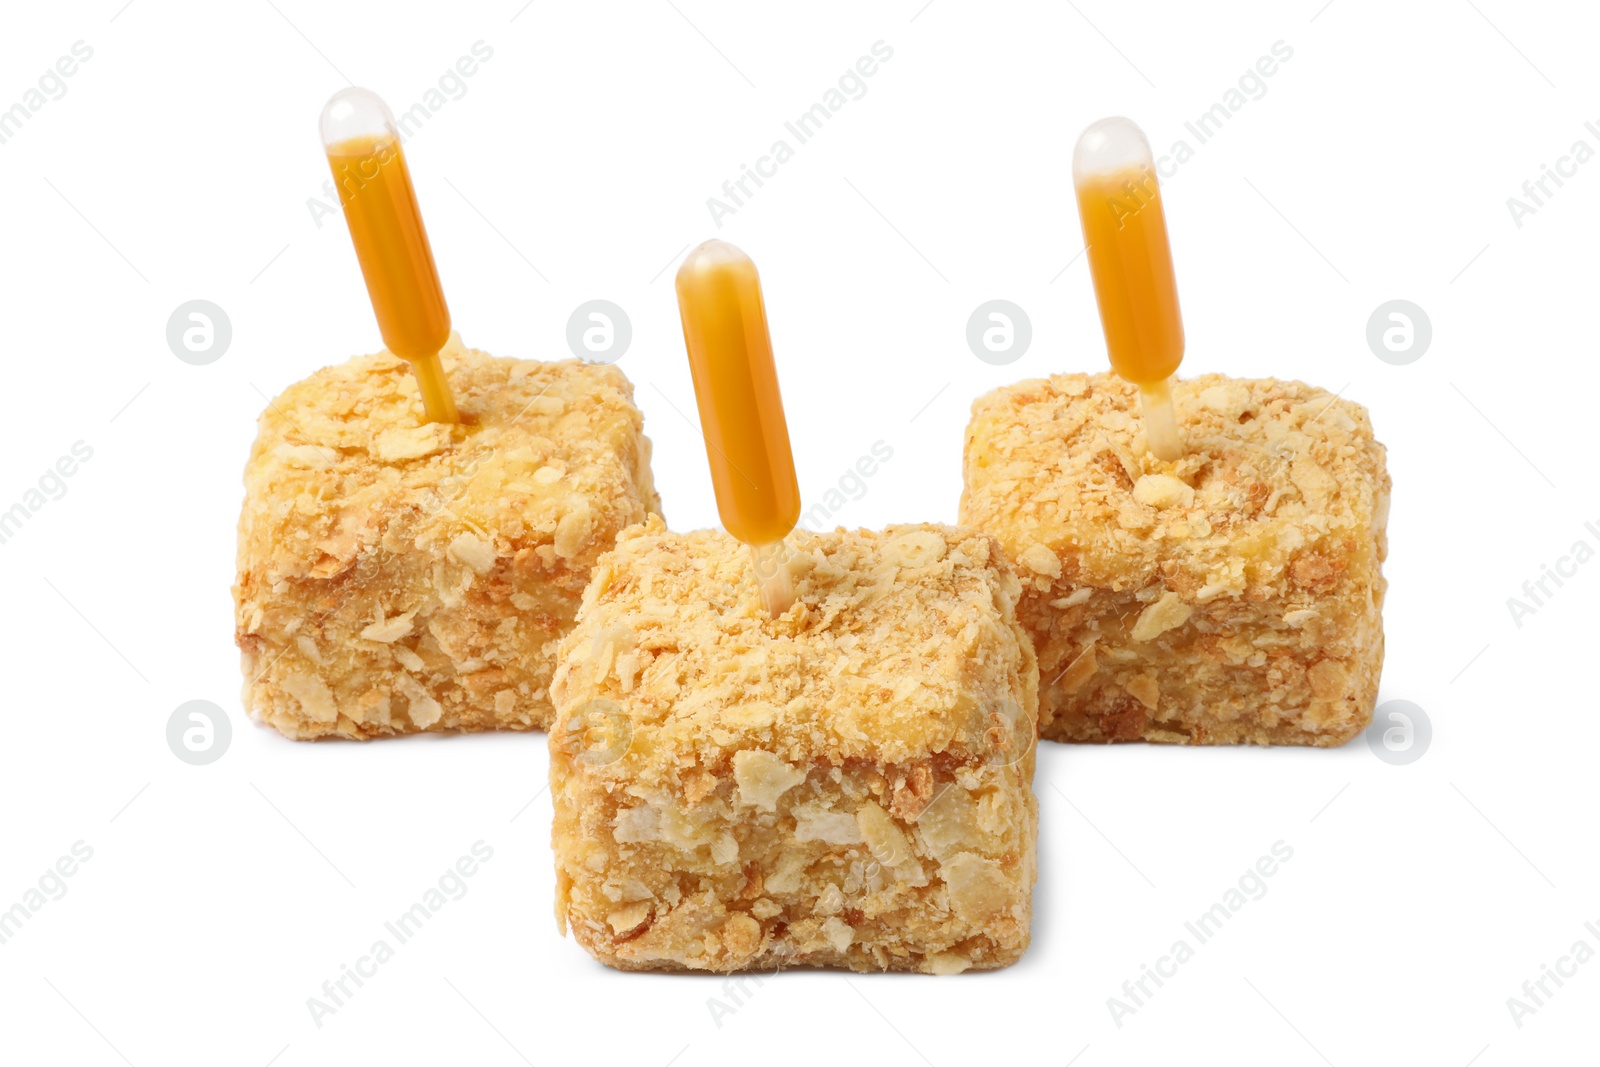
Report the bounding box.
[320,88,457,423]
[675,240,800,615]
[1073,116,1185,460]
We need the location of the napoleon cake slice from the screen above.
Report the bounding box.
[234,335,659,739]
[549,518,1039,973]
[961,372,1388,746]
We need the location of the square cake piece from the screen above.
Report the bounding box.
[961,373,1389,746]
[549,517,1039,973]
[234,335,659,739]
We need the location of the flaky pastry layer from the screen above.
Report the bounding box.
[961,373,1388,745]
[234,336,658,739]
[550,519,1039,972]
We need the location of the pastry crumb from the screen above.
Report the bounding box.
[961,372,1388,746]
[549,519,1040,973]
[233,335,659,739]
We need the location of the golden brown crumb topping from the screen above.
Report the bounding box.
[552,518,1036,769]
[961,373,1389,599]
[237,334,658,585]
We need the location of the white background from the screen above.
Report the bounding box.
[0,1,1593,1064]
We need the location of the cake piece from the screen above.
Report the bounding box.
[233,335,659,739]
[549,517,1038,973]
[960,373,1388,746]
